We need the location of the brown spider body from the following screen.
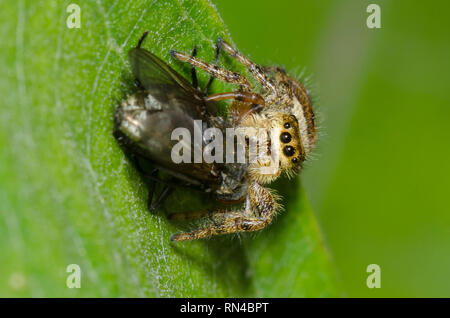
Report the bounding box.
[115,32,317,241]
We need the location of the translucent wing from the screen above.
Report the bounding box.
[120,48,226,188]
[128,48,200,98]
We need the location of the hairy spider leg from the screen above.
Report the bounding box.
[171,45,267,109]
[170,183,277,241]
[170,50,252,91]
[217,38,278,100]
[168,208,227,221]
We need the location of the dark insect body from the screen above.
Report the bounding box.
[115,31,317,241]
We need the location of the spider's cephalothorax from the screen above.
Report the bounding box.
[115,32,317,241]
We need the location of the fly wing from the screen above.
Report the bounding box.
[118,48,226,188]
[129,48,200,99]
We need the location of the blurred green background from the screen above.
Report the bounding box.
[214,0,450,297]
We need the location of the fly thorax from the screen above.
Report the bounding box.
[117,91,166,143]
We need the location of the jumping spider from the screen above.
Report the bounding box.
[115,32,317,241]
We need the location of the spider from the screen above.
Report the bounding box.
[115,31,317,241]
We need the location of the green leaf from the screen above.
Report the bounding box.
[0,0,340,297]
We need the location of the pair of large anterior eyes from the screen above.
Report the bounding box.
[280,122,299,164]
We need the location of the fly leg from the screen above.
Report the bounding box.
[130,157,173,212]
[132,31,151,89]
[190,45,198,89]
[134,166,170,212]
[149,185,173,212]
[137,30,149,48]
[146,168,159,211]
[170,183,278,242]
[188,40,220,93]
[204,39,221,94]
[144,171,173,212]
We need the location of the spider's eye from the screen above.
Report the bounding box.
[292,157,299,164]
[283,145,295,157]
[284,122,291,129]
[280,132,292,143]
